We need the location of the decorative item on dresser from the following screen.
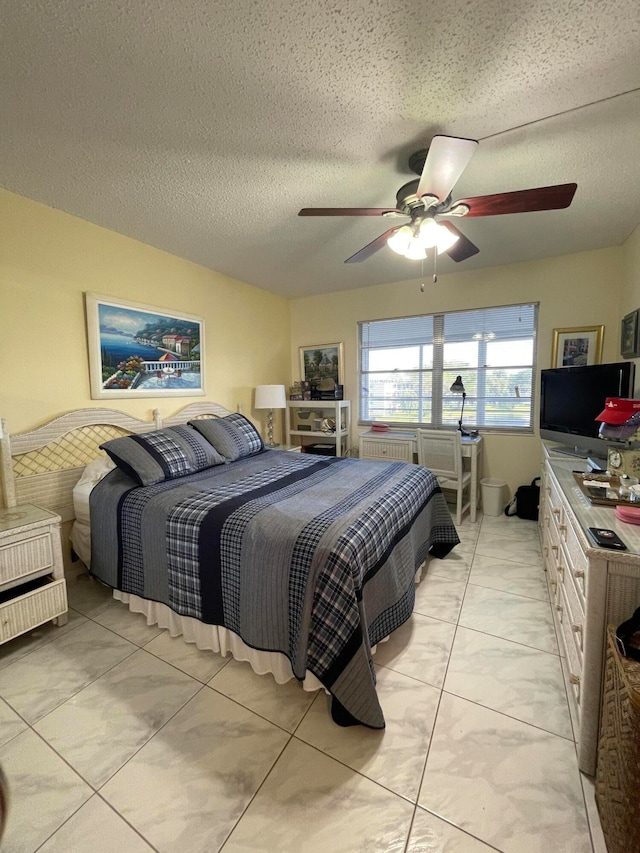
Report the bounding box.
[540,443,640,775]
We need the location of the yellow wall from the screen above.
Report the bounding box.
[0,189,290,438]
[289,246,626,497]
[2,184,638,507]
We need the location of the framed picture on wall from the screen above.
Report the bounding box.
[551,325,604,368]
[621,310,640,358]
[299,342,344,388]
[85,292,205,399]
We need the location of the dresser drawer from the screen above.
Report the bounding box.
[561,516,588,604]
[557,580,582,708]
[558,544,585,656]
[0,577,67,643]
[0,530,54,586]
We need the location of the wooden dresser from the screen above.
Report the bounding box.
[540,445,640,775]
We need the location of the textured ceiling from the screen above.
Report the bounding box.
[2,0,640,298]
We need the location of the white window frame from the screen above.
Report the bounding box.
[358,303,538,432]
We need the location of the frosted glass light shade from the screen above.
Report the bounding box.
[255,384,287,409]
[404,238,427,260]
[387,225,413,255]
[418,218,460,254]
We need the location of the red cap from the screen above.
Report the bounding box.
[595,397,640,424]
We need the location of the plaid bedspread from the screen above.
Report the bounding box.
[90,449,459,728]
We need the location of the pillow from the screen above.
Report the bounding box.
[100,425,225,486]
[75,453,117,488]
[188,413,264,461]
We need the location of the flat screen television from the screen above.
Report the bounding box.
[539,361,636,461]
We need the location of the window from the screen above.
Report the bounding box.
[359,303,538,431]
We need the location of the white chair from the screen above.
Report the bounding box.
[416,429,471,525]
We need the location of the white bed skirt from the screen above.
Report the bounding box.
[113,590,327,692]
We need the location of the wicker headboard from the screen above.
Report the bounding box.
[0,402,232,521]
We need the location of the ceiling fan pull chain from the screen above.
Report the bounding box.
[420,258,425,292]
[433,250,438,283]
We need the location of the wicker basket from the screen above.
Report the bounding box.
[595,626,640,853]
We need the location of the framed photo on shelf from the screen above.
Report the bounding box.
[85,292,205,399]
[299,342,344,387]
[551,325,604,368]
[620,310,640,358]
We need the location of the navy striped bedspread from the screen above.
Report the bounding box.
[89,449,459,728]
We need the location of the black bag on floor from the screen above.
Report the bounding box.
[504,477,541,520]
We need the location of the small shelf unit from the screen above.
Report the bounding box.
[285,400,351,456]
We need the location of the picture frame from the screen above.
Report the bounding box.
[299,342,344,388]
[620,310,640,359]
[551,325,604,369]
[85,292,205,399]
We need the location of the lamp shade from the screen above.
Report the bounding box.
[255,384,287,410]
[450,376,466,395]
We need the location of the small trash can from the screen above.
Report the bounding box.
[481,477,508,516]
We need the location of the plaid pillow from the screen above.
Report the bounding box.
[188,413,264,461]
[100,425,225,486]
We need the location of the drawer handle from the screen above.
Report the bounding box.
[552,507,561,516]
[571,623,583,635]
[550,580,557,591]
[555,604,563,613]
[558,524,567,533]
[574,570,585,579]
[551,544,559,554]
[569,673,581,685]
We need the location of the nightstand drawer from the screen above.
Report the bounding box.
[0,577,67,643]
[0,531,54,585]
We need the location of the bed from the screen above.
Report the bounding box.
[0,403,459,728]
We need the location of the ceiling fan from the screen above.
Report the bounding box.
[299,135,577,264]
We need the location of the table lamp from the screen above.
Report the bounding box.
[255,384,287,447]
[450,375,469,436]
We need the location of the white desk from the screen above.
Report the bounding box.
[359,431,483,523]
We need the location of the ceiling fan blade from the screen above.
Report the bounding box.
[344,227,400,263]
[455,183,577,217]
[299,207,403,217]
[417,135,479,202]
[439,221,479,262]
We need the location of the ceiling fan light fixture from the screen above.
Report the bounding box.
[417,217,441,248]
[434,225,459,254]
[387,225,413,255]
[404,238,428,260]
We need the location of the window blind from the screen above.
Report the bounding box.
[359,303,538,431]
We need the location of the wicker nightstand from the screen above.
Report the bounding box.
[0,504,68,644]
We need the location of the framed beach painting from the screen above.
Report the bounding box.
[550,325,604,369]
[85,293,205,399]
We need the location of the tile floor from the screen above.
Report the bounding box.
[0,512,609,852]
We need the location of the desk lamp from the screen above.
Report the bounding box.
[255,384,287,447]
[450,376,469,436]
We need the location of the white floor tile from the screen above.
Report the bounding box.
[296,666,440,800]
[460,583,558,654]
[0,621,136,724]
[419,693,592,853]
[222,738,415,852]
[100,688,289,852]
[209,657,316,732]
[444,626,572,738]
[38,795,154,852]
[0,728,92,852]
[34,649,201,787]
